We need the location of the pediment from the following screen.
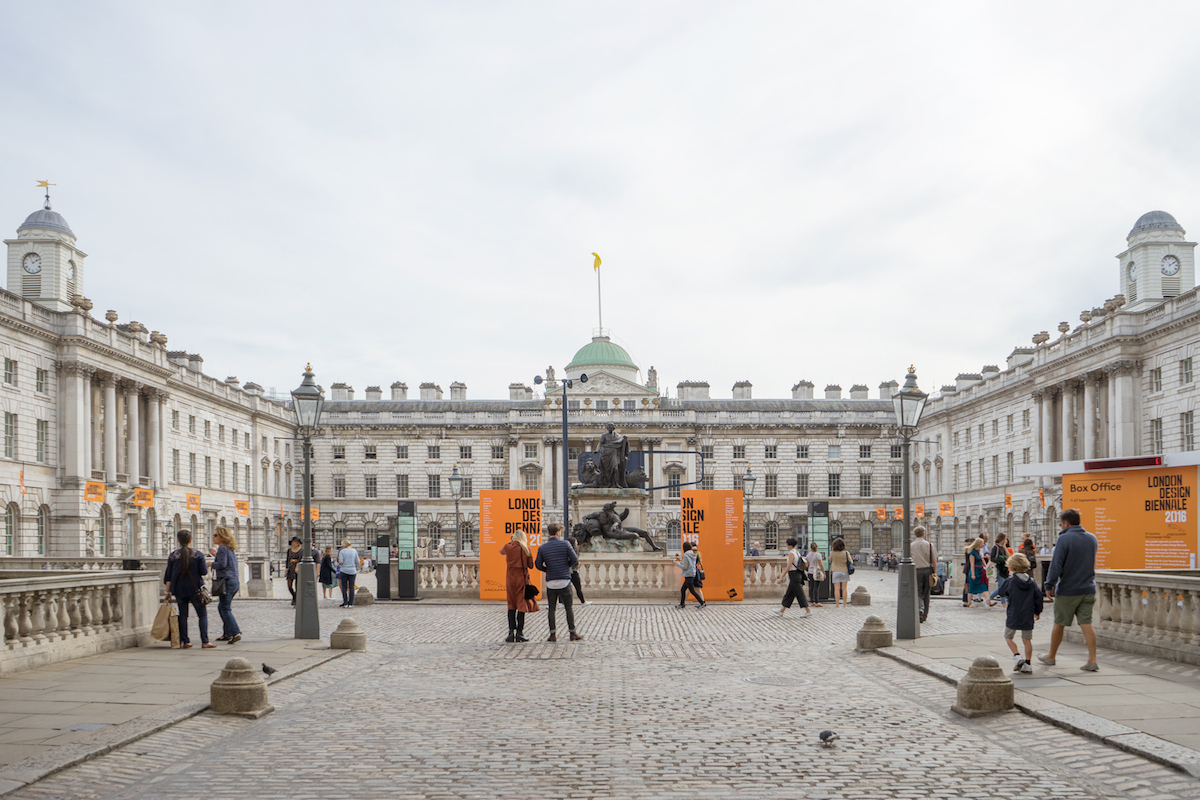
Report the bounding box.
[566,370,656,396]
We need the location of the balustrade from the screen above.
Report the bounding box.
[1083,570,1200,666]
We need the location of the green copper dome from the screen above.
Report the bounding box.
[566,336,637,371]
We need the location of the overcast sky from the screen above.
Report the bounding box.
[2,2,1198,401]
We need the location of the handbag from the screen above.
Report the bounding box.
[183,558,213,605]
[846,556,855,576]
[212,577,227,597]
[524,582,540,600]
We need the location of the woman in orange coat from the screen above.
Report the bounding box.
[501,529,539,642]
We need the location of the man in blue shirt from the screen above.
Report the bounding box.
[1038,509,1100,671]
[535,523,583,642]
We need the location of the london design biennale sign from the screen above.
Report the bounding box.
[1063,465,1198,569]
[680,490,743,601]
[479,490,542,601]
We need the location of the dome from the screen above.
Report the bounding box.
[1128,210,1182,238]
[19,206,73,236]
[565,336,637,372]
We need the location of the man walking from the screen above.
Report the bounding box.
[1038,509,1099,671]
[535,523,583,642]
[911,526,937,623]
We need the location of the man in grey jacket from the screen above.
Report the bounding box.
[535,523,583,642]
[1038,509,1099,671]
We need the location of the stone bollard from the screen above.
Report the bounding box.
[354,586,375,606]
[330,617,367,651]
[210,657,274,719]
[850,586,871,606]
[951,657,1014,718]
[856,615,893,651]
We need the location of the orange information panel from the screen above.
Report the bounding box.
[186,493,201,511]
[893,506,903,519]
[938,501,954,516]
[234,500,250,516]
[479,490,542,601]
[133,488,154,508]
[681,490,743,601]
[1063,465,1198,569]
[84,481,105,503]
[914,504,925,518]
[301,507,320,521]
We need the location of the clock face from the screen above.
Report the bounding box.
[1127,262,1137,283]
[1162,255,1181,276]
[22,253,41,274]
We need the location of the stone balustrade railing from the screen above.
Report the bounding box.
[1,569,161,675]
[1070,569,1200,666]
[0,557,169,574]
[418,559,480,594]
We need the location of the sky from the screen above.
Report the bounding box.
[2,2,1199,401]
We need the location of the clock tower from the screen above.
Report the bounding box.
[4,188,87,313]
[1117,210,1196,312]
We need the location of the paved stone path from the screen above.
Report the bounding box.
[5,594,1200,800]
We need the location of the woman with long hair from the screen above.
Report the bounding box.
[828,538,852,608]
[163,530,214,649]
[674,541,706,608]
[965,537,988,606]
[774,536,811,617]
[319,545,335,599]
[501,529,539,642]
[210,527,241,644]
[806,541,825,607]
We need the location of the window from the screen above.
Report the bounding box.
[668,473,681,499]
[567,401,580,410]
[1185,411,1196,451]
[333,445,345,460]
[568,447,581,462]
[490,445,504,460]
[701,475,714,491]
[732,445,746,459]
[491,475,507,491]
[966,462,972,489]
[397,445,410,460]
[523,472,538,491]
[1007,414,1014,434]
[765,444,777,460]
[1151,367,1163,392]
[3,359,15,385]
[232,428,238,446]
[524,443,538,459]
[274,469,281,496]
[1006,452,1014,483]
[890,475,902,497]
[796,474,809,497]
[965,429,971,445]
[764,520,779,551]
[244,464,250,491]
[172,450,180,483]
[428,474,441,498]
[36,419,46,463]
[3,504,13,555]
[172,410,180,430]
[428,445,441,460]
[35,368,46,393]
[828,473,841,497]
[262,435,267,452]
[992,419,999,437]
[189,453,196,484]
[859,520,873,552]
[460,445,472,460]
[991,455,999,486]
[827,445,840,460]
[218,424,225,443]
[204,420,211,439]
[396,474,409,497]
[1023,409,1030,429]
[1023,447,1031,465]
[1183,358,1195,385]
[3,412,15,458]
[979,458,985,486]
[797,445,809,459]
[232,462,238,492]
[666,520,681,552]
[1152,418,1164,455]
[700,445,714,460]
[859,445,872,459]
[96,506,107,555]
[953,431,959,447]
[189,415,196,434]
[978,424,984,440]
[274,439,280,456]
[764,474,777,498]
[462,477,474,498]
[365,475,377,498]
[218,459,225,489]
[954,464,960,491]
[364,445,376,460]
[859,474,871,497]
[286,443,290,459]
[205,456,212,487]
[36,506,47,556]
[624,400,637,411]
[890,444,902,459]
[334,476,346,498]
[245,432,250,448]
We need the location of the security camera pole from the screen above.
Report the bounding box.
[534,369,586,532]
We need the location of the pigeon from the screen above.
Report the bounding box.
[262,663,278,677]
[819,730,839,747]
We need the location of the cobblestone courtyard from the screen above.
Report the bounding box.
[6,593,1200,799]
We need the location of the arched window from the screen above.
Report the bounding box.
[764,520,779,551]
[666,519,681,552]
[146,508,158,555]
[460,520,475,553]
[37,505,49,556]
[98,505,110,556]
[891,520,903,551]
[365,522,377,550]
[333,521,348,546]
[830,520,841,541]
[4,503,16,555]
[859,520,873,551]
[427,521,442,553]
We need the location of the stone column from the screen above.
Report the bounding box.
[80,367,94,479]
[1060,380,1076,462]
[157,391,170,485]
[1101,374,1114,458]
[103,375,118,481]
[1110,361,1140,457]
[90,379,102,474]
[124,381,142,484]
[147,390,161,487]
[1083,375,1098,460]
[57,361,92,483]
[1034,389,1054,463]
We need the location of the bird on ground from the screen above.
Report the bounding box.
[262,663,278,677]
[819,730,839,747]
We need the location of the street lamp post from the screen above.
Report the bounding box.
[534,370,587,534]
[892,366,929,640]
[291,364,325,640]
[741,469,757,555]
[449,464,464,554]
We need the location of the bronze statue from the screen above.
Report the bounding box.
[574,501,662,551]
[598,423,628,488]
[578,459,601,488]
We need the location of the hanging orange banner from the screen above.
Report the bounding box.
[84,481,106,503]
[893,506,904,519]
[938,501,954,516]
[479,490,542,601]
[681,489,744,601]
[915,504,925,518]
[1038,488,1045,507]
[133,488,154,508]
[186,493,201,511]
[301,506,320,520]
[1004,493,1013,510]
[875,507,886,520]
[234,500,250,516]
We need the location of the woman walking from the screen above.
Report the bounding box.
[210,527,242,644]
[501,529,539,642]
[674,542,706,608]
[163,530,215,649]
[319,546,335,599]
[807,541,825,607]
[829,538,852,608]
[965,537,988,606]
[986,533,1011,607]
[337,538,360,608]
[774,537,811,617]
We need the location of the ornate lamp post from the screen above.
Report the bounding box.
[534,370,587,534]
[892,366,929,640]
[741,469,757,555]
[291,364,325,640]
[449,464,465,555]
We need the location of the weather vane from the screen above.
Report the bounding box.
[36,180,55,209]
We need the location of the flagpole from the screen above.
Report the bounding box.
[597,266,603,335]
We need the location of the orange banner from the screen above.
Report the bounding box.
[186,493,201,511]
[915,504,925,518]
[681,490,743,601]
[84,481,105,503]
[234,500,249,516]
[1005,493,1013,510]
[1039,488,1045,507]
[133,488,154,508]
[938,501,954,516]
[479,490,542,601]
[875,507,886,520]
[1064,465,1198,569]
[301,506,320,520]
[893,506,903,520]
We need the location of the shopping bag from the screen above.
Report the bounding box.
[168,605,181,649]
[151,601,172,641]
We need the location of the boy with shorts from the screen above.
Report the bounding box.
[997,552,1042,673]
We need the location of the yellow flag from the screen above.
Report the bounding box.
[592,252,601,271]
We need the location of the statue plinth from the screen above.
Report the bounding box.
[570,487,661,553]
